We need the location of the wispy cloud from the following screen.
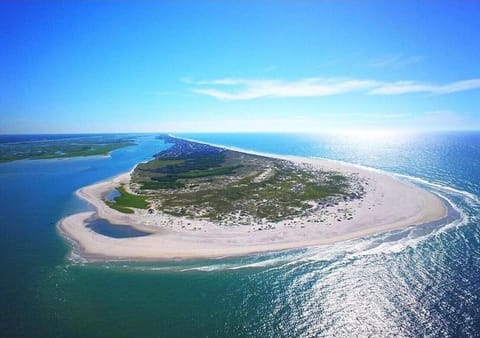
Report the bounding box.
[263,65,277,73]
[187,78,378,100]
[369,54,423,68]
[370,79,480,95]
[348,112,411,120]
[186,77,480,100]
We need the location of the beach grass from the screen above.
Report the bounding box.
[136,159,185,170]
[107,204,135,214]
[159,164,349,221]
[107,185,149,213]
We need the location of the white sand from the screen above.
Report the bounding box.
[59,154,447,260]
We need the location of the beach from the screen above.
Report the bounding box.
[58,151,448,260]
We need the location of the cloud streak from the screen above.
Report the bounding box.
[371,79,480,95]
[369,54,424,68]
[190,78,377,100]
[186,77,480,100]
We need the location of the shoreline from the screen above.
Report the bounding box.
[58,144,449,261]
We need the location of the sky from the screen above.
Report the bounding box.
[1,0,480,133]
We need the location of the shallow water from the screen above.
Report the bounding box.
[104,189,120,202]
[86,218,151,238]
[1,132,479,337]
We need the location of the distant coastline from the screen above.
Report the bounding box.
[0,134,135,163]
[58,137,450,261]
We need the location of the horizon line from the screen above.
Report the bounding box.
[2,128,480,136]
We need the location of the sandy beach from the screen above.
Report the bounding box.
[58,152,448,260]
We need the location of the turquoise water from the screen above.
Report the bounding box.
[1,132,480,337]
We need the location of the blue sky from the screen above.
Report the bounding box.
[1,1,480,133]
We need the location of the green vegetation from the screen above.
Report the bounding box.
[136,159,185,170]
[0,136,135,163]
[106,185,149,214]
[107,204,135,214]
[177,165,242,178]
[127,136,360,224]
[134,148,243,190]
[137,164,243,189]
[159,164,349,222]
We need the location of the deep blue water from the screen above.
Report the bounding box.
[0,132,479,337]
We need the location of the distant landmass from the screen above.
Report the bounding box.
[0,134,136,162]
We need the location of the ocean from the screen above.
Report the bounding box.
[0,132,479,337]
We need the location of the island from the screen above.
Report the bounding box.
[59,135,449,260]
[0,134,135,163]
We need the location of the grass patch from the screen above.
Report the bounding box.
[107,185,149,212]
[177,165,242,178]
[144,179,185,190]
[136,159,185,170]
[159,166,349,221]
[136,152,242,189]
[107,204,135,214]
[150,175,184,186]
[140,165,242,189]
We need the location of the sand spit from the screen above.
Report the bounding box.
[59,152,447,260]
